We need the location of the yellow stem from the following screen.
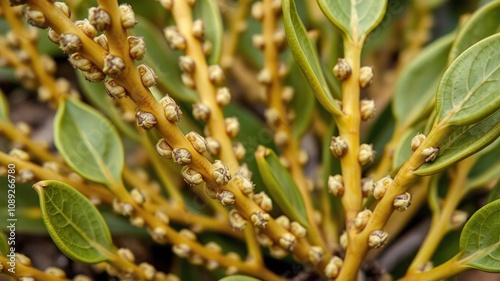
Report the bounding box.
[220,0,251,68]
[399,254,466,281]
[0,255,70,281]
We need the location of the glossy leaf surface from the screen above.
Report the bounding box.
[192,0,223,64]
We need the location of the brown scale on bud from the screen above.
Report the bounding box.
[181,166,203,185]
[205,137,221,156]
[23,7,48,29]
[83,66,106,82]
[360,99,376,121]
[252,34,265,50]
[192,102,211,121]
[308,246,324,265]
[330,136,348,158]
[179,56,196,73]
[216,190,235,206]
[359,66,374,88]
[216,87,231,107]
[328,174,344,196]
[368,230,389,249]
[119,4,137,29]
[181,72,196,89]
[212,160,231,186]
[137,64,157,87]
[229,209,247,230]
[251,211,270,229]
[128,36,146,60]
[393,192,412,212]
[160,95,182,122]
[103,55,125,77]
[279,233,296,251]
[54,2,71,18]
[251,2,264,21]
[94,34,109,51]
[324,256,343,279]
[333,58,351,81]
[361,177,374,197]
[208,65,225,85]
[411,133,426,151]
[75,19,98,38]
[421,147,440,162]
[192,19,205,39]
[373,176,393,200]
[358,143,375,165]
[253,191,273,212]
[172,148,191,165]
[233,175,254,195]
[224,117,240,138]
[290,221,306,238]
[136,110,156,130]
[186,131,207,153]
[88,7,111,31]
[69,53,92,72]
[59,34,81,54]
[104,79,127,99]
[232,142,246,161]
[354,209,372,230]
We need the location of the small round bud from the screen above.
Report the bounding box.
[212,160,231,186]
[354,209,372,230]
[270,245,288,259]
[88,7,111,31]
[251,211,270,229]
[235,164,253,180]
[421,147,440,162]
[118,248,135,262]
[208,65,225,85]
[128,36,146,60]
[160,95,182,122]
[360,100,376,121]
[119,4,137,29]
[225,117,240,138]
[9,148,29,161]
[229,209,247,230]
[54,2,71,18]
[59,33,81,54]
[450,210,468,229]
[216,87,231,107]
[275,215,290,230]
[164,27,186,50]
[47,28,60,44]
[251,2,264,21]
[172,244,191,258]
[130,216,145,228]
[172,148,192,165]
[103,55,126,77]
[308,246,324,265]
[148,226,168,243]
[216,190,235,206]
[298,150,308,165]
[156,138,173,158]
[192,19,205,39]
[69,53,92,72]
[256,232,272,246]
[186,131,207,153]
[75,19,98,38]
[273,30,287,51]
[340,231,348,250]
[324,256,343,278]
[179,56,196,73]
[290,221,306,238]
[252,34,265,50]
[232,142,246,161]
[205,137,221,156]
[253,191,273,212]
[373,176,393,200]
[201,40,212,55]
[359,66,374,88]
[272,0,282,13]
[274,130,289,147]
[45,267,66,278]
[328,174,344,196]
[206,260,219,271]
[138,262,156,281]
[330,136,348,158]
[368,230,389,249]
[257,68,272,84]
[155,210,170,225]
[393,192,412,212]
[136,110,157,129]
[179,228,197,241]
[159,0,173,10]
[279,233,296,251]
[192,102,211,121]
[333,58,351,81]
[361,177,374,197]
[358,143,375,165]
[23,7,48,29]
[83,66,106,82]
[137,64,157,87]
[104,79,127,99]
[94,34,109,51]
[18,169,35,183]
[130,189,145,205]
[281,86,294,103]
[264,108,281,129]
[411,133,426,152]
[277,62,289,78]
[181,72,196,88]
[233,175,254,195]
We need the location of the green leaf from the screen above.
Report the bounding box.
[415,109,500,176]
[54,98,124,185]
[192,0,223,64]
[0,231,8,256]
[286,61,315,138]
[449,0,500,63]
[134,16,198,103]
[459,199,500,272]
[0,88,9,122]
[255,146,310,227]
[219,275,261,281]
[436,34,500,126]
[33,180,113,264]
[466,139,500,190]
[488,182,500,203]
[317,0,387,43]
[283,0,343,117]
[392,33,454,127]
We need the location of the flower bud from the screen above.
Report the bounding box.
[251,211,270,229]
[359,66,374,88]
[47,28,60,44]
[229,209,247,230]
[130,188,145,205]
[54,2,71,18]
[360,99,376,121]
[160,95,182,122]
[136,110,157,129]
[104,79,127,99]
[15,253,31,266]
[272,0,282,13]
[128,36,146,60]
[138,263,156,281]
[274,30,287,51]
[119,4,137,29]
[252,34,265,50]
[216,87,231,107]
[179,56,196,73]
[137,64,157,87]
[130,215,145,228]
[251,2,264,21]
[159,0,173,10]
[118,248,135,263]
[421,147,440,162]
[179,228,197,241]
[450,210,468,229]
[186,131,207,153]
[256,232,272,246]
[290,222,306,238]
[324,256,343,278]
[257,68,272,84]
[181,72,196,88]
[172,244,190,258]
[235,164,253,180]
[206,260,219,271]
[330,136,348,158]
[164,27,186,50]
[59,33,81,54]
[74,19,98,38]
[275,215,290,230]
[23,7,48,29]
[298,150,308,165]
[45,267,66,278]
[328,174,344,196]
[205,137,221,156]
[233,175,254,195]
[172,148,191,165]
[269,245,287,259]
[201,40,212,55]
[9,148,29,161]
[277,62,289,78]
[69,53,92,72]
[333,58,351,81]
[308,246,324,265]
[88,7,111,31]
[340,231,348,249]
[231,142,246,161]
[264,108,280,129]
[373,176,393,200]
[212,160,231,185]
[411,133,426,151]
[361,177,374,197]
[208,65,225,85]
[368,230,388,249]
[393,192,412,212]
[83,65,106,82]
[192,102,211,121]
[181,166,203,186]
[279,233,296,251]
[103,55,126,77]
[148,226,168,244]
[354,209,372,230]
[216,190,235,206]
[253,191,273,212]
[155,210,170,225]
[192,19,205,39]
[94,34,109,51]
[274,130,289,147]
[358,143,375,165]
[224,117,240,138]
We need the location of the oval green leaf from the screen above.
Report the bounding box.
[33,180,113,264]
[466,139,500,190]
[219,275,261,281]
[54,98,124,185]
[286,60,315,138]
[449,0,500,63]
[415,109,500,176]
[283,0,343,118]
[459,199,500,272]
[317,0,387,43]
[488,181,500,203]
[436,34,500,126]
[0,88,9,122]
[192,0,223,64]
[255,146,310,227]
[393,33,454,127]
